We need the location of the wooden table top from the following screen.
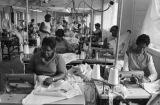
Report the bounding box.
[0,94,85,105]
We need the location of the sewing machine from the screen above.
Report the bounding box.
[119,71,144,87]
[0,73,36,94]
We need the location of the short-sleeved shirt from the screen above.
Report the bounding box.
[28,52,67,76]
[127,49,152,77]
[56,38,73,53]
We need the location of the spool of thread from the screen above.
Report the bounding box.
[24,44,29,54]
[108,67,119,85]
[96,51,99,60]
[20,44,23,52]
[80,51,86,59]
[36,36,41,47]
[91,64,101,79]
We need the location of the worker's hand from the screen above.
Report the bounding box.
[82,75,91,82]
[71,66,83,77]
[142,77,151,83]
[43,77,53,86]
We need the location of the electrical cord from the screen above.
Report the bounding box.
[83,0,114,12]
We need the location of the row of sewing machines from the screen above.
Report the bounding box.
[0,70,144,94]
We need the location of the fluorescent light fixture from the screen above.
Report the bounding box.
[31,9,43,12]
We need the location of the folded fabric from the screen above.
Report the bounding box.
[143,79,160,94]
[113,84,128,99]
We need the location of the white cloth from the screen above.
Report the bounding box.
[44,21,51,33]
[109,32,130,55]
[60,53,79,64]
[143,79,160,94]
[22,91,66,105]
[22,76,82,105]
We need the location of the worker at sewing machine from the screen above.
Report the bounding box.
[92,23,102,43]
[103,25,131,57]
[122,34,158,83]
[55,29,78,53]
[28,37,67,86]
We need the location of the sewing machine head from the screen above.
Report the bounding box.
[119,71,144,87]
[0,73,36,94]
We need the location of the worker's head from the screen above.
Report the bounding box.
[55,29,64,38]
[95,23,100,29]
[136,34,150,54]
[44,14,51,22]
[41,37,56,59]
[127,29,132,34]
[110,25,119,37]
[31,19,35,23]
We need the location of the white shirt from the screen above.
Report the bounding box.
[43,21,51,33]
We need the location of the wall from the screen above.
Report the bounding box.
[118,0,134,33]
[120,0,150,44]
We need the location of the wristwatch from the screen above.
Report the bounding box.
[52,78,55,82]
[147,77,151,82]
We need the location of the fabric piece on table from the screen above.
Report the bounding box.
[22,75,82,105]
[143,79,160,94]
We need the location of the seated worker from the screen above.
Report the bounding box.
[103,25,119,55]
[28,37,67,86]
[123,34,158,83]
[103,26,131,56]
[92,23,102,43]
[55,29,76,53]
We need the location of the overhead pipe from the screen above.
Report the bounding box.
[26,0,29,42]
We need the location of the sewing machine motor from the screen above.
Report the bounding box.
[0,73,36,93]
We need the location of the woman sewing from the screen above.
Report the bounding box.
[55,29,76,53]
[28,37,67,86]
[123,34,158,83]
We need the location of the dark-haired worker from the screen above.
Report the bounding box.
[103,26,131,56]
[103,25,119,55]
[39,14,52,41]
[28,37,67,86]
[92,23,102,43]
[123,34,157,83]
[55,29,76,53]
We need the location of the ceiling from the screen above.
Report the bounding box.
[0,0,104,13]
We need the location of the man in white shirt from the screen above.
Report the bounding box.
[39,14,52,41]
[103,26,131,56]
